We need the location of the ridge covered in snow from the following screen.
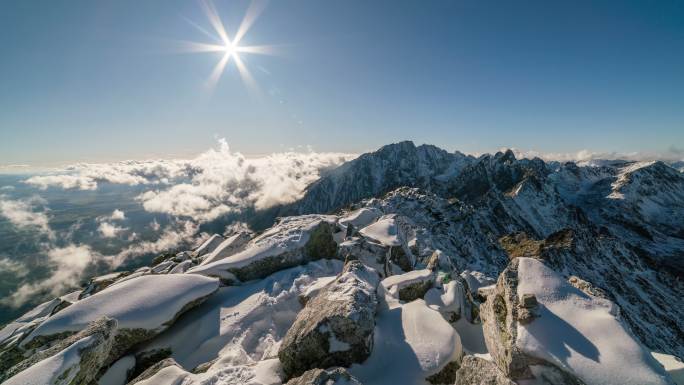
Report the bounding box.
[1,141,683,385]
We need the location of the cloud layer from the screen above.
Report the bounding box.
[24,139,355,223]
[0,195,54,238]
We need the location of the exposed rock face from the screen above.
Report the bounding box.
[286,367,363,385]
[480,258,531,378]
[480,259,583,384]
[453,356,516,385]
[278,260,380,378]
[2,317,117,384]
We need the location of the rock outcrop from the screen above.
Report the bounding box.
[453,356,516,385]
[285,367,363,385]
[2,317,117,384]
[481,257,674,385]
[278,260,379,378]
[189,215,341,283]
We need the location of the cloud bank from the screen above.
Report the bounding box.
[24,139,355,223]
[0,195,54,238]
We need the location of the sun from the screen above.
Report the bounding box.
[178,0,276,93]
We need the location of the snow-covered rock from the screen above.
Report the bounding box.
[453,355,515,385]
[2,317,117,384]
[189,215,340,282]
[199,231,251,266]
[278,260,380,378]
[194,234,224,257]
[286,367,363,385]
[21,274,219,365]
[380,269,434,302]
[80,271,130,299]
[482,257,674,385]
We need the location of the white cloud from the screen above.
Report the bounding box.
[1,244,101,308]
[111,220,198,266]
[150,219,161,231]
[507,148,684,163]
[0,258,29,278]
[0,195,54,238]
[22,139,355,223]
[110,209,126,221]
[98,222,127,238]
[137,139,354,222]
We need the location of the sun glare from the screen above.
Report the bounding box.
[179,0,276,93]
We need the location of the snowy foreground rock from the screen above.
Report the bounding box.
[2,142,683,385]
[278,260,379,378]
[481,257,673,385]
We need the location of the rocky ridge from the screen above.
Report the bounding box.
[0,141,682,385]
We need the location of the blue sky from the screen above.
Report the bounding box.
[1,0,683,166]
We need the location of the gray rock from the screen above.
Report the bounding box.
[2,317,117,384]
[127,358,181,385]
[79,271,129,299]
[278,260,380,378]
[480,259,585,384]
[453,356,515,385]
[285,367,363,385]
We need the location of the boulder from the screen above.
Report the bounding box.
[380,269,434,302]
[286,367,363,385]
[481,257,674,385]
[198,231,251,266]
[278,260,379,378]
[17,274,218,373]
[190,215,340,282]
[2,317,117,384]
[79,271,129,299]
[127,358,181,385]
[453,356,515,385]
[194,234,224,257]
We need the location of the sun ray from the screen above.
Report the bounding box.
[236,44,280,56]
[199,0,231,45]
[233,54,261,97]
[181,15,223,45]
[206,52,231,91]
[233,0,268,46]
[180,0,276,94]
[175,40,226,54]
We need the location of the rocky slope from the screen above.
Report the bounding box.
[1,141,683,385]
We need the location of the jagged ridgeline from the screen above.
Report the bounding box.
[1,141,683,385]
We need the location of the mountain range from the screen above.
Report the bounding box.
[1,141,682,385]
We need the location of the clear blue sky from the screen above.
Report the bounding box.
[1,0,683,165]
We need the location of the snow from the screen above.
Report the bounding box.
[359,215,402,246]
[424,281,488,354]
[381,269,432,291]
[4,335,96,385]
[652,352,684,385]
[195,234,224,256]
[380,269,433,299]
[98,355,135,385]
[339,207,382,228]
[132,358,282,385]
[23,274,219,344]
[349,288,462,384]
[190,215,337,277]
[515,257,672,385]
[135,365,189,385]
[199,232,250,266]
[139,260,343,373]
[169,259,193,274]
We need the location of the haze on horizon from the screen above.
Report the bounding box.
[1,0,683,167]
